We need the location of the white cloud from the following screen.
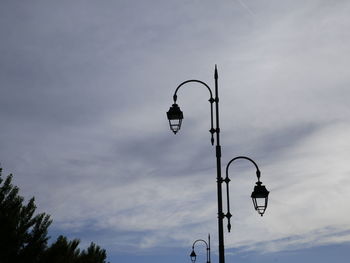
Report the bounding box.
[1,0,350,257]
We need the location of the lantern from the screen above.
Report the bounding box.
[251,181,269,216]
[166,103,183,134]
[190,250,197,263]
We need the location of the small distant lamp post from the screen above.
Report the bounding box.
[190,234,211,263]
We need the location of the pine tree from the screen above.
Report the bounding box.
[41,235,81,263]
[79,242,108,263]
[0,167,109,263]
[0,168,52,263]
[42,236,108,263]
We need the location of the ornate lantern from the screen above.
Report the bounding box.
[166,103,183,134]
[251,181,269,216]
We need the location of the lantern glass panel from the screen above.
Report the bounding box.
[252,197,267,216]
[169,119,182,134]
[255,197,266,208]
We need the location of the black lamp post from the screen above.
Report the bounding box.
[166,66,270,263]
[190,234,211,263]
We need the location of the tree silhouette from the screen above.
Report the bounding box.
[41,235,81,263]
[0,168,109,263]
[0,169,51,263]
[79,242,108,263]
[42,236,108,263]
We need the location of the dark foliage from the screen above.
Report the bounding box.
[41,236,108,263]
[0,168,109,263]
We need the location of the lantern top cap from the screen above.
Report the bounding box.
[251,181,269,198]
[167,103,183,120]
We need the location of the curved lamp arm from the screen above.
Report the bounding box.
[173,80,213,102]
[225,156,261,181]
[192,239,209,248]
[224,156,261,232]
[191,234,211,263]
[172,80,215,145]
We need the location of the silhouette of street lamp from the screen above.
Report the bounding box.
[166,66,270,263]
[224,156,269,232]
[190,234,211,263]
[166,103,183,134]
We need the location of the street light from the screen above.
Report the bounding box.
[166,66,270,263]
[166,103,183,134]
[190,250,197,263]
[166,79,215,144]
[251,181,269,216]
[224,156,269,232]
[190,234,211,263]
[166,66,224,262]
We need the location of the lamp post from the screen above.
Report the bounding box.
[166,66,269,263]
[190,234,211,263]
[166,66,225,263]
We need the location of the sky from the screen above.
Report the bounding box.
[1,0,350,262]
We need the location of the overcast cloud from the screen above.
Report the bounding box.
[1,0,350,262]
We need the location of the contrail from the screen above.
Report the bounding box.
[236,0,255,17]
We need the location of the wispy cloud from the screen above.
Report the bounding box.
[0,0,350,258]
[236,0,255,17]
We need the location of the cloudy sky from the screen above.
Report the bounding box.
[1,0,350,262]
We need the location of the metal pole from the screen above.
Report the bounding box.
[214,65,225,263]
[208,234,211,263]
